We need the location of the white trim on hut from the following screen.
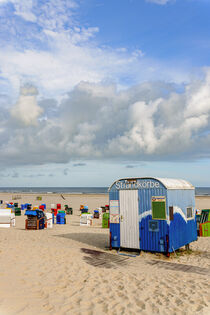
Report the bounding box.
[108,177,194,191]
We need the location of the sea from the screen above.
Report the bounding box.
[0,187,109,194]
[0,187,209,195]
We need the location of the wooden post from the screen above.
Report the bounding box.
[185,244,190,251]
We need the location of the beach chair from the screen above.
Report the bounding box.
[14,207,21,216]
[80,213,93,226]
[51,208,58,216]
[102,213,110,228]
[196,213,201,236]
[81,206,88,214]
[199,209,210,237]
[56,212,66,224]
[66,207,73,215]
[0,209,15,228]
[45,213,53,228]
[101,206,106,213]
[39,205,45,211]
[25,210,45,230]
[94,210,99,219]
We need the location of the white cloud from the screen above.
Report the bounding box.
[10,86,43,126]
[0,0,36,21]
[37,0,77,31]
[0,0,77,24]
[0,32,147,99]
[185,70,210,118]
[13,0,36,22]
[146,0,172,5]
[0,36,190,102]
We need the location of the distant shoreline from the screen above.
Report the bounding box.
[0,187,109,194]
[0,187,209,196]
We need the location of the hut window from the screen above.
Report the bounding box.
[169,206,174,221]
[187,207,193,218]
[152,197,166,220]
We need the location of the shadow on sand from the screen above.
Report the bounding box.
[56,232,110,250]
[80,248,129,269]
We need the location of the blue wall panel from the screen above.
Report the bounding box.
[138,186,167,215]
[140,215,169,252]
[167,190,195,216]
[110,223,120,248]
[168,190,197,251]
[109,190,119,201]
[109,190,120,248]
[139,186,168,252]
[169,214,197,251]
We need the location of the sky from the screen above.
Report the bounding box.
[0,0,210,187]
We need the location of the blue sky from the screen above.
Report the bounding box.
[0,0,210,187]
[79,0,210,66]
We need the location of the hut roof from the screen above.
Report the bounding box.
[157,178,194,190]
[109,177,194,191]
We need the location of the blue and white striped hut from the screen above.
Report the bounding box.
[108,177,197,254]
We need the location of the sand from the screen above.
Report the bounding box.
[195,195,210,211]
[0,193,209,315]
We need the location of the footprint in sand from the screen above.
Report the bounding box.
[136,300,146,310]
[175,298,183,306]
[118,284,124,291]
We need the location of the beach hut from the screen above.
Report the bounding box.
[108,177,197,254]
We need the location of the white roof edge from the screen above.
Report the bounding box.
[108,177,194,191]
[156,178,194,190]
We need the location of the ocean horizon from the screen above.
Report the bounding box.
[0,186,209,195]
[0,187,108,194]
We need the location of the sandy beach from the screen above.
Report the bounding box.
[195,195,210,211]
[0,193,209,315]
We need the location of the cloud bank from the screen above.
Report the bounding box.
[0,69,209,166]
